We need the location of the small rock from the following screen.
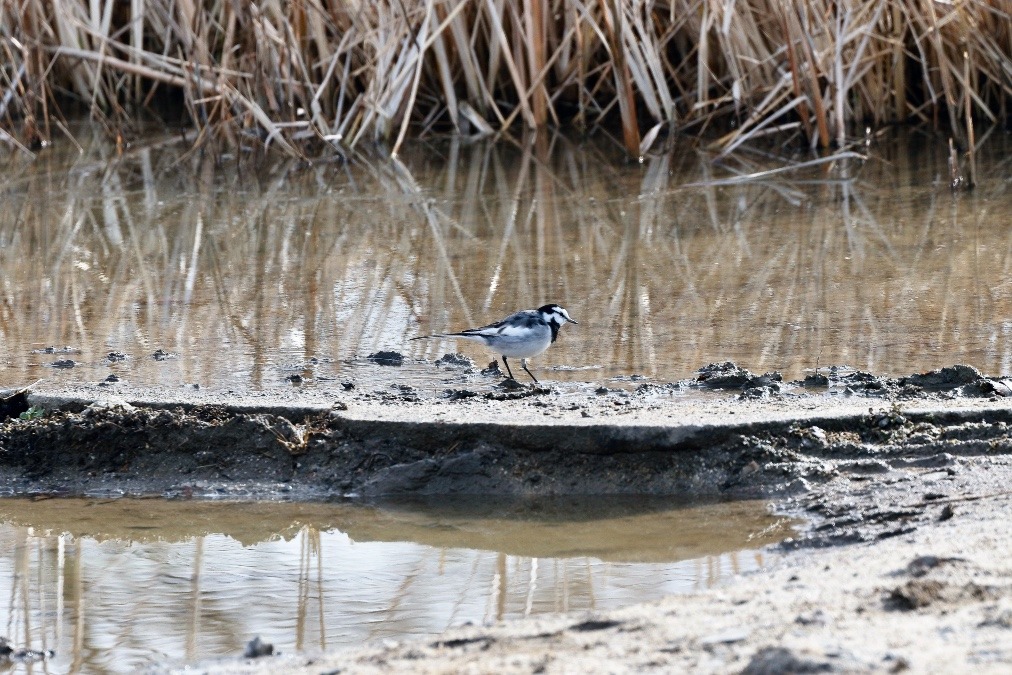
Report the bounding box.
[569,619,623,632]
[435,353,475,369]
[905,555,964,577]
[902,364,982,391]
[86,398,135,413]
[794,609,828,626]
[696,361,755,389]
[884,653,911,673]
[368,351,403,366]
[499,378,526,391]
[741,646,833,675]
[803,373,830,387]
[32,345,78,354]
[443,389,478,401]
[739,384,781,400]
[50,359,76,369]
[244,636,273,658]
[887,579,945,610]
[742,372,783,390]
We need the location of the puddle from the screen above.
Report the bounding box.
[2,129,1012,394]
[0,496,794,672]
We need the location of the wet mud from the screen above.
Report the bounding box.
[2,363,1011,508]
[4,362,1012,673]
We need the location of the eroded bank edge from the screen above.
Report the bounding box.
[0,391,1009,507]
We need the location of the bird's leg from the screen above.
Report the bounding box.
[521,358,539,384]
[502,356,517,380]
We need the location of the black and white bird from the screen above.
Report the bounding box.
[412,304,578,383]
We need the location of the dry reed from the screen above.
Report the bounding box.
[2,1,1009,156]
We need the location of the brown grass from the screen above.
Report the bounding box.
[1,1,1010,157]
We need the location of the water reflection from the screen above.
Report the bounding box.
[2,129,1011,391]
[0,497,791,672]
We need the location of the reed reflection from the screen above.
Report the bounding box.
[0,497,790,673]
[2,129,1011,390]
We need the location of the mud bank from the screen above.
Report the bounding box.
[1,363,1011,501]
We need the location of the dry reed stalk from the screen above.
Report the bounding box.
[600,0,639,155]
[964,48,977,189]
[0,0,1009,156]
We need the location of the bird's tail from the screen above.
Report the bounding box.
[411,332,482,341]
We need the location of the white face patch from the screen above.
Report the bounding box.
[546,307,573,324]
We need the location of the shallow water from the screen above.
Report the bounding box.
[2,128,1011,392]
[0,497,792,672]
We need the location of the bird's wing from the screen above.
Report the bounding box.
[457,309,537,337]
[413,309,539,339]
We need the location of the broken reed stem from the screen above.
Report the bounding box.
[947,137,963,190]
[964,49,977,190]
[0,0,1009,157]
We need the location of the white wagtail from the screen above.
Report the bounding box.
[412,303,578,383]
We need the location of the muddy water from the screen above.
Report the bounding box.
[2,129,1011,391]
[0,497,792,672]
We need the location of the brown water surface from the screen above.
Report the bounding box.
[0,496,792,672]
[3,129,1011,391]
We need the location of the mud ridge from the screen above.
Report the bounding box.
[2,363,1011,508]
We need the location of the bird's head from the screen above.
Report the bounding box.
[538,304,578,326]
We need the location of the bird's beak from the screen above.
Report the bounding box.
[569,318,579,324]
